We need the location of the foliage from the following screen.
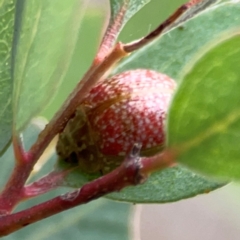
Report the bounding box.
[0,0,239,237]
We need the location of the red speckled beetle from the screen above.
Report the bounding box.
[56,69,176,174]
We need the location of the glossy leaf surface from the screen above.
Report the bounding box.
[12,0,88,130]
[168,33,240,180]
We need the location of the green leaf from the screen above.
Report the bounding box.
[114,1,240,80]
[57,159,222,203]
[0,120,133,239]
[0,0,16,153]
[12,0,87,130]
[168,32,240,180]
[109,0,150,32]
[108,166,222,203]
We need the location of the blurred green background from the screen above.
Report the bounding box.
[42,0,187,120]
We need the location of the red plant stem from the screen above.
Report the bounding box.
[97,1,127,61]
[0,163,29,214]
[0,164,66,212]
[0,150,142,236]
[0,136,33,211]
[12,134,28,163]
[23,169,74,199]
[0,147,175,237]
[140,149,177,176]
[123,0,213,53]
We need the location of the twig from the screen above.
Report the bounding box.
[12,134,29,164]
[123,0,217,53]
[0,145,175,237]
[97,0,128,60]
[0,163,28,214]
[23,169,74,199]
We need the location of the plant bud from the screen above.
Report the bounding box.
[56,69,176,174]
